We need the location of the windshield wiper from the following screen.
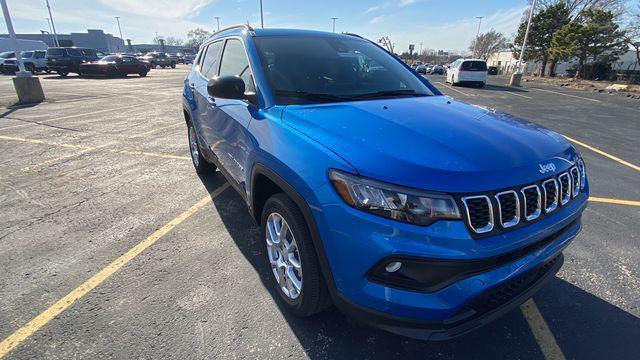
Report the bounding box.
[351,90,428,99]
[274,90,353,103]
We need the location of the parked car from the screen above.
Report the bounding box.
[79,54,150,77]
[0,50,49,74]
[183,26,588,341]
[416,65,427,74]
[425,64,434,73]
[430,64,445,75]
[446,58,488,87]
[183,54,196,65]
[45,47,105,76]
[138,52,176,69]
[488,66,499,75]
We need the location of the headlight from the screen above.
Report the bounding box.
[329,170,461,226]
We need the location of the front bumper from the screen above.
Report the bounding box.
[335,252,564,340]
[311,180,587,339]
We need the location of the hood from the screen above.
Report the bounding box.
[282,96,577,192]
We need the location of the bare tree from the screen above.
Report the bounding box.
[624,3,640,65]
[468,30,508,60]
[164,36,184,46]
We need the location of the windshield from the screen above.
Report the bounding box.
[21,51,34,58]
[0,51,15,59]
[254,36,436,104]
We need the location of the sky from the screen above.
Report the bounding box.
[1,0,528,52]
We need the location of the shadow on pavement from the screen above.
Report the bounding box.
[199,174,640,359]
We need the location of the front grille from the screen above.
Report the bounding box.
[570,167,580,197]
[461,162,585,236]
[495,191,519,228]
[456,254,562,320]
[521,185,541,221]
[461,196,493,233]
[558,172,571,205]
[4,60,16,64]
[542,179,558,213]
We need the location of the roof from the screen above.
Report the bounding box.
[207,25,362,43]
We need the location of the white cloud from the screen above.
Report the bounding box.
[98,0,215,20]
[365,6,381,14]
[370,15,385,24]
[399,0,416,7]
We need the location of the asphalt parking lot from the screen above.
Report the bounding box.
[0,68,638,359]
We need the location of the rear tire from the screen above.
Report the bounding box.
[170,62,176,69]
[478,82,485,88]
[187,122,216,175]
[261,193,332,317]
[160,65,166,69]
[150,62,157,69]
[26,64,36,73]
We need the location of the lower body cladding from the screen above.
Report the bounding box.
[312,182,587,340]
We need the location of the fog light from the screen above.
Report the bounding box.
[385,261,402,273]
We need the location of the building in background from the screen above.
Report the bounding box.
[0,29,124,52]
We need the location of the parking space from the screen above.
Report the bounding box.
[0,68,638,359]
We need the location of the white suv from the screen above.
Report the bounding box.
[446,59,487,87]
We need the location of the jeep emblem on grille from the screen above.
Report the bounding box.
[538,163,556,174]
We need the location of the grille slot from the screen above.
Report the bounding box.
[495,191,520,228]
[521,185,541,221]
[542,179,558,213]
[462,196,494,234]
[577,158,586,190]
[558,172,571,205]
[570,166,580,197]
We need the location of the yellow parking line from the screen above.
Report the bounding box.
[529,87,601,103]
[563,135,640,172]
[502,90,532,99]
[20,143,115,172]
[589,197,640,207]
[521,299,566,360]
[0,183,230,358]
[0,135,91,149]
[0,99,167,132]
[0,135,189,162]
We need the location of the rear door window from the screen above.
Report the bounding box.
[219,39,255,93]
[460,61,487,71]
[81,49,97,58]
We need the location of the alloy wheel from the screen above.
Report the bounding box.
[266,212,303,300]
[188,126,200,167]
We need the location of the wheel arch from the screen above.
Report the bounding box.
[250,163,338,297]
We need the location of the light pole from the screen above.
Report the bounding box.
[259,0,264,28]
[511,0,537,85]
[45,18,55,46]
[214,16,220,31]
[331,17,338,33]
[114,16,123,39]
[45,0,59,47]
[473,16,482,58]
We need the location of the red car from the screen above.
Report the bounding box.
[79,55,150,77]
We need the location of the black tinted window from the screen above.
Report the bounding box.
[81,49,97,57]
[122,56,135,63]
[67,49,83,57]
[219,39,255,93]
[255,36,434,104]
[22,51,34,58]
[199,41,222,79]
[46,48,65,56]
[460,61,487,71]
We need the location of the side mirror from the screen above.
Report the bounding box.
[207,76,246,100]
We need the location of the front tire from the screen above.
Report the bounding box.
[138,67,148,77]
[187,122,216,174]
[170,62,176,69]
[261,193,331,317]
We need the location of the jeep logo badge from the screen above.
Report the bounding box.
[538,163,556,174]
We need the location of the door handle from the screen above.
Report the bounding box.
[189,83,196,89]
[207,96,216,106]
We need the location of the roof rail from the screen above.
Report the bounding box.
[213,24,255,36]
[342,32,363,39]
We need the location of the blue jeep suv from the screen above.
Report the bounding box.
[182,25,588,340]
